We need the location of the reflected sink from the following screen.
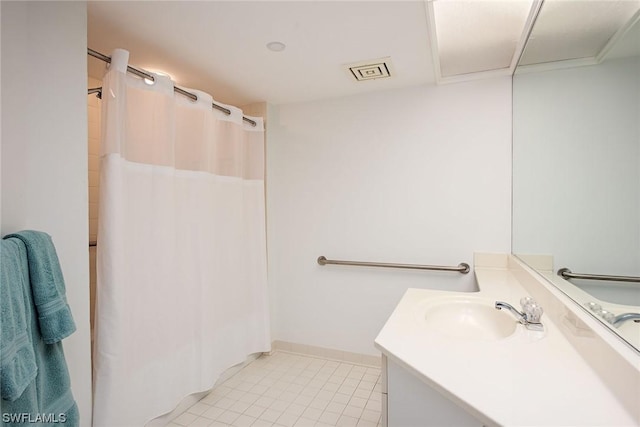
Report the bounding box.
[417,296,518,340]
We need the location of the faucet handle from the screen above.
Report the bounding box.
[525,303,544,323]
[520,296,535,310]
[520,297,543,323]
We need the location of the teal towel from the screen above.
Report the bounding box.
[0,235,79,426]
[0,239,38,401]
[4,231,76,343]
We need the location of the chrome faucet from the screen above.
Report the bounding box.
[495,297,544,331]
[609,313,640,328]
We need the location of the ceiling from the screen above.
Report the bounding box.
[519,0,640,66]
[88,1,435,106]
[88,1,640,108]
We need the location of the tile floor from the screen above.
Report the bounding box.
[168,351,383,427]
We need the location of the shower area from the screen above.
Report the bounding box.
[86,48,271,427]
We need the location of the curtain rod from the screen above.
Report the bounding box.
[87,48,257,127]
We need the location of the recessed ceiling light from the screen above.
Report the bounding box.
[266,41,286,52]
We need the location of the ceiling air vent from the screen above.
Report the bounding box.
[346,57,392,81]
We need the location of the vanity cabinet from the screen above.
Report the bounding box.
[382,355,482,427]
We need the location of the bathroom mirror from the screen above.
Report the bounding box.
[512,1,640,352]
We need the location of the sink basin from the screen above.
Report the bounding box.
[417,296,517,340]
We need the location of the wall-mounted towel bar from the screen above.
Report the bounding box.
[558,268,640,283]
[317,256,470,274]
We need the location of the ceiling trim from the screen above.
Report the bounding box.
[514,57,600,75]
[510,0,545,71]
[432,67,514,85]
[424,0,542,85]
[424,0,443,84]
[516,7,640,75]
[596,7,640,63]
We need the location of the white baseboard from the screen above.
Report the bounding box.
[271,340,381,368]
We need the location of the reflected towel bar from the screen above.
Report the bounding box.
[557,268,640,283]
[317,256,470,274]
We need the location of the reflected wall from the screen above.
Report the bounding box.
[513,56,640,277]
[512,26,640,350]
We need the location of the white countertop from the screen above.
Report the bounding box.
[374,264,638,426]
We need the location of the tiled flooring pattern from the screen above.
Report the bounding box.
[168,352,383,427]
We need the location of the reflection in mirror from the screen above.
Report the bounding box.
[513,1,640,352]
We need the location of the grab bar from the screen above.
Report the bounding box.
[558,268,640,283]
[317,256,470,274]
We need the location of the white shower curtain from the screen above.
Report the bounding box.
[92,49,270,427]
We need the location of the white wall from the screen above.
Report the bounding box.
[267,78,512,355]
[1,2,91,424]
[513,57,640,276]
